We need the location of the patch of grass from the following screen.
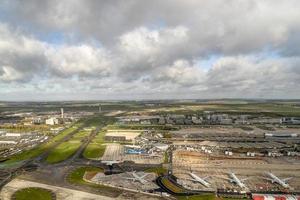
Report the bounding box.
[163,132,172,138]
[164,151,169,163]
[221,198,249,200]
[13,187,53,200]
[67,166,122,197]
[46,141,81,164]
[46,128,91,164]
[83,143,106,159]
[83,130,106,159]
[177,194,216,200]
[145,167,167,175]
[72,130,90,140]
[52,125,80,142]
[68,166,103,184]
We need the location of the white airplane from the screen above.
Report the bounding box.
[228,172,248,189]
[125,171,149,184]
[187,172,211,187]
[101,160,121,166]
[265,172,292,189]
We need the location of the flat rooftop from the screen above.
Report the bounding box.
[105,129,142,140]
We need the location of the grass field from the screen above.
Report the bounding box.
[4,123,82,164]
[141,102,300,117]
[164,152,169,163]
[82,114,120,159]
[68,166,103,184]
[83,130,106,159]
[46,141,82,163]
[83,143,106,159]
[13,187,53,200]
[177,194,215,200]
[46,130,90,164]
[67,166,121,197]
[145,167,167,175]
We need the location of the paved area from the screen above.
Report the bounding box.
[172,150,300,192]
[102,143,163,164]
[0,178,114,200]
[101,143,124,161]
[106,130,142,141]
[124,154,163,164]
[87,171,158,192]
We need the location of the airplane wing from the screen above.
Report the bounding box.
[217,176,231,181]
[185,178,197,182]
[203,176,210,180]
[141,174,149,179]
[241,177,251,181]
[262,177,274,182]
[125,177,136,180]
[283,177,292,182]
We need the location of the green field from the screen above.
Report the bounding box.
[67,166,121,197]
[83,114,119,159]
[45,141,82,163]
[46,130,90,164]
[145,166,167,175]
[3,123,82,164]
[83,143,106,159]
[83,130,106,159]
[68,166,103,184]
[13,187,53,200]
[177,194,215,200]
[135,101,300,117]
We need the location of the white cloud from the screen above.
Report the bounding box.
[119,26,188,58]
[151,60,205,87]
[0,66,25,81]
[1,1,300,100]
[46,44,112,77]
[0,23,47,82]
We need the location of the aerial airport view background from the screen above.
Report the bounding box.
[0,1,300,200]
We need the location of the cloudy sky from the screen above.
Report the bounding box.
[0,0,300,100]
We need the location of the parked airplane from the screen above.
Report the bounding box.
[187,172,211,187]
[228,172,248,189]
[125,171,149,184]
[265,172,292,189]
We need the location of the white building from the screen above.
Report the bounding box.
[45,117,59,125]
[5,133,21,137]
[0,141,17,144]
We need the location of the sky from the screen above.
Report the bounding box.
[0,0,300,101]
